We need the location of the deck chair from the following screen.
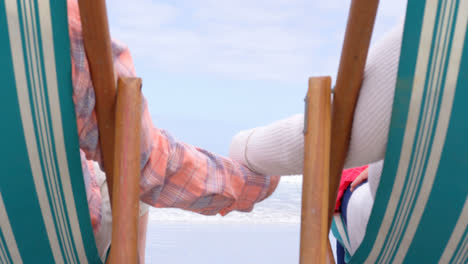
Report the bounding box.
[0,0,142,263]
[300,0,468,263]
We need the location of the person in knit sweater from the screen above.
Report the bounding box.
[229,22,403,257]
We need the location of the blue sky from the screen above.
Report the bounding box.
[107,0,407,155]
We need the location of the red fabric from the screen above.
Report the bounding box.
[335,165,368,211]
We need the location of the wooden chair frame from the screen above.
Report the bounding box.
[299,0,379,263]
[76,0,379,263]
[78,1,142,263]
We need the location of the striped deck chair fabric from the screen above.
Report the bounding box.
[0,0,101,263]
[333,0,468,263]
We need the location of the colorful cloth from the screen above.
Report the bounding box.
[67,0,280,234]
[335,166,368,211]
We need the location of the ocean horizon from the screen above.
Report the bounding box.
[145,176,337,263]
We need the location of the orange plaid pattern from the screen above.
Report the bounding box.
[67,0,280,234]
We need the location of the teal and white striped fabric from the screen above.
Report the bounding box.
[333,0,468,263]
[0,0,101,263]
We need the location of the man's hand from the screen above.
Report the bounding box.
[350,168,369,192]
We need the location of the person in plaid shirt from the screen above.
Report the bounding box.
[67,0,280,261]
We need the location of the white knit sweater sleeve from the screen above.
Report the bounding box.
[229,23,403,176]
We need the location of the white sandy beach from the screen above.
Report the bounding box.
[145,176,336,264]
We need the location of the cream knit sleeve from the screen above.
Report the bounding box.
[229,23,403,176]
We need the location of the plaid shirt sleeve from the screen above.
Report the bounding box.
[67,0,280,232]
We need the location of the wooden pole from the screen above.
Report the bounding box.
[300,77,332,264]
[328,0,379,227]
[78,0,117,202]
[108,77,142,264]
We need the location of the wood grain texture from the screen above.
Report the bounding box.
[300,77,332,264]
[328,0,379,227]
[108,77,142,264]
[78,0,117,202]
[327,240,335,264]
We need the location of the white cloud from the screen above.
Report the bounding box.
[378,0,408,19]
[108,0,178,29]
[107,0,406,83]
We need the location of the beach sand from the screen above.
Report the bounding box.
[145,176,337,263]
[146,222,300,263]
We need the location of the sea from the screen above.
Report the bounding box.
[145,176,337,263]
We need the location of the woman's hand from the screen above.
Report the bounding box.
[350,168,369,192]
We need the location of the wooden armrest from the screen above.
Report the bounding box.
[108,77,142,264]
[300,77,332,264]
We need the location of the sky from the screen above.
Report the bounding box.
[106,0,407,156]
